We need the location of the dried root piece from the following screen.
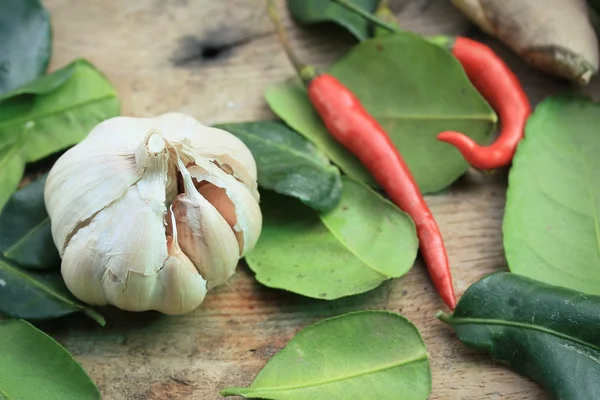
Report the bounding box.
[452,0,599,84]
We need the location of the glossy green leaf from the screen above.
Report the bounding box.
[503,95,600,295]
[246,177,418,299]
[221,311,431,399]
[0,319,101,399]
[0,62,75,101]
[0,147,24,215]
[214,121,342,212]
[0,0,52,94]
[589,0,600,16]
[0,59,120,211]
[286,0,379,41]
[0,174,59,269]
[0,258,105,325]
[266,33,496,194]
[438,272,600,400]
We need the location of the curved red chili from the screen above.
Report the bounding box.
[437,37,532,170]
[308,75,457,310]
[331,0,532,170]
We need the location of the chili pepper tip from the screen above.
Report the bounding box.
[445,293,456,311]
[437,130,508,170]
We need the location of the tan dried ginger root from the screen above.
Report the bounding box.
[452,0,599,84]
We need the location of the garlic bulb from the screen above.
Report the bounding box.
[44,113,262,315]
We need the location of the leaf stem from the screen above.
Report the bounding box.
[331,0,400,33]
[374,0,400,28]
[220,387,245,396]
[435,310,453,323]
[331,0,453,49]
[376,0,390,9]
[266,0,317,84]
[437,314,600,354]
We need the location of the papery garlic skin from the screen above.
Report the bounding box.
[44,113,262,315]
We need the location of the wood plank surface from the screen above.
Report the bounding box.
[39,0,600,399]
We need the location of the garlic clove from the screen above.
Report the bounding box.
[61,183,169,311]
[195,182,245,256]
[44,117,161,256]
[187,158,262,257]
[58,130,171,308]
[154,112,258,184]
[156,246,208,315]
[154,210,207,315]
[211,154,260,201]
[172,159,239,289]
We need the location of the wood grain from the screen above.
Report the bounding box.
[39,0,600,398]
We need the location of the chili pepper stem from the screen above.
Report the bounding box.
[435,311,453,322]
[267,0,318,84]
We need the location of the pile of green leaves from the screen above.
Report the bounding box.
[222,6,497,300]
[4,0,600,399]
[0,0,119,398]
[217,2,600,400]
[224,90,600,400]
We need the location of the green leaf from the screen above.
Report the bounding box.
[286,0,379,41]
[0,58,120,211]
[266,33,496,194]
[0,0,52,94]
[589,0,600,16]
[246,177,418,299]
[437,272,600,400]
[221,311,431,399]
[0,174,59,269]
[0,147,25,214]
[0,319,101,399]
[214,121,342,212]
[0,258,105,325]
[503,95,600,295]
[0,61,75,101]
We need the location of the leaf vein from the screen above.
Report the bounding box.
[0,259,81,311]
[4,218,50,259]
[376,114,496,122]
[243,352,428,393]
[319,216,389,278]
[573,140,600,268]
[0,93,116,131]
[239,131,330,168]
[444,316,600,354]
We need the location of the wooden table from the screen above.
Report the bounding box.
[40,0,600,399]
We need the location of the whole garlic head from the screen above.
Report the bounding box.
[44,113,262,315]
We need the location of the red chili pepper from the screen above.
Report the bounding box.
[331,0,532,170]
[307,74,457,309]
[437,37,532,170]
[267,0,457,309]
